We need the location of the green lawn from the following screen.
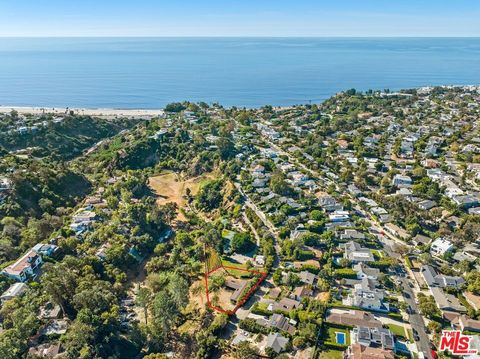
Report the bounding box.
[407,328,414,342]
[221,258,253,278]
[319,349,344,359]
[325,326,350,346]
[221,229,236,240]
[387,323,407,338]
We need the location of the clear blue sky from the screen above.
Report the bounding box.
[0,0,479,37]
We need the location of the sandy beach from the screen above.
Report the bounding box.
[0,106,164,118]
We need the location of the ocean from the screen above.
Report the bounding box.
[0,37,479,108]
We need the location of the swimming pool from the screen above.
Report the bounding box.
[336,332,346,345]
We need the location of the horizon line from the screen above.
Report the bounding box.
[1,35,480,39]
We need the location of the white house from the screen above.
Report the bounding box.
[1,249,43,282]
[430,238,454,257]
[392,174,412,187]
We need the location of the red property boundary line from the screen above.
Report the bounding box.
[204,265,267,315]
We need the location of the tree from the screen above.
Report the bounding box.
[234,341,258,359]
[427,320,441,334]
[217,137,236,160]
[196,180,223,211]
[417,294,441,319]
[272,268,283,286]
[231,232,255,254]
[467,272,480,295]
[136,287,151,325]
[270,170,294,196]
[158,202,178,226]
[42,260,79,316]
[63,321,96,359]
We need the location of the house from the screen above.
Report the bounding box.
[342,241,374,263]
[1,248,43,282]
[353,263,380,280]
[455,315,480,333]
[420,265,465,289]
[268,287,282,300]
[384,223,409,240]
[430,238,454,257]
[325,309,382,328]
[0,177,11,191]
[231,332,249,346]
[71,210,97,223]
[32,243,59,257]
[291,286,313,301]
[318,193,341,212]
[254,255,265,266]
[343,343,394,359]
[454,251,477,263]
[464,291,480,311]
[468,207,480,215]
[427,168,446,180]
[0,282,28,302]
[446,216,462,230]
[341,229,365,241]
[348,184,362,197]
[298,270,316,286]
[252,178,267,188]
[329,210,350,222]
[371,207,388,216]
[422,159,440,168]
[28,342,64,358]
[343,278,389,312]
[39,302,63,320]
[251,164,265,177]
[452,195,480,209]
[225,279,249,303]
[290,224,308,241]
[41,319,70,336]
[430,287,466,313]
[411,234,431,247]
[265,333,289,354]
[268,313,296,335]
[70,209,98,234]
[271,297,301,312]
[392,174,412,187]
[352,326,395,350]
[418,199,437,211]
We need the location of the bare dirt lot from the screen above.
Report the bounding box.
[148,172,211,221]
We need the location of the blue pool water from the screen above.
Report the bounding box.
[336,332,346,345]
[0,37,479,108]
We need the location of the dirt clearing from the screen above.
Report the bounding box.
[148,171,212,221]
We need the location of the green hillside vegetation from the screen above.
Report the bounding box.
[0,113,139,160]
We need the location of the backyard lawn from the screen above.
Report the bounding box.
[319,349,343,359]
[387,323,407,339]
[324,325,350,346]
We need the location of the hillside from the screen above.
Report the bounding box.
[0,113,141,160]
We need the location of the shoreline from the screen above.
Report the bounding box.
[0,106,165,117]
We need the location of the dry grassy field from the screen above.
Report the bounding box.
[148,171,211,221]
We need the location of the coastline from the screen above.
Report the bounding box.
[0,106,165,118]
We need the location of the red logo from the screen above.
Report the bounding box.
[439,331,477,355]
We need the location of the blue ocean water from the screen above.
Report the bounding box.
[0,37,479,108]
